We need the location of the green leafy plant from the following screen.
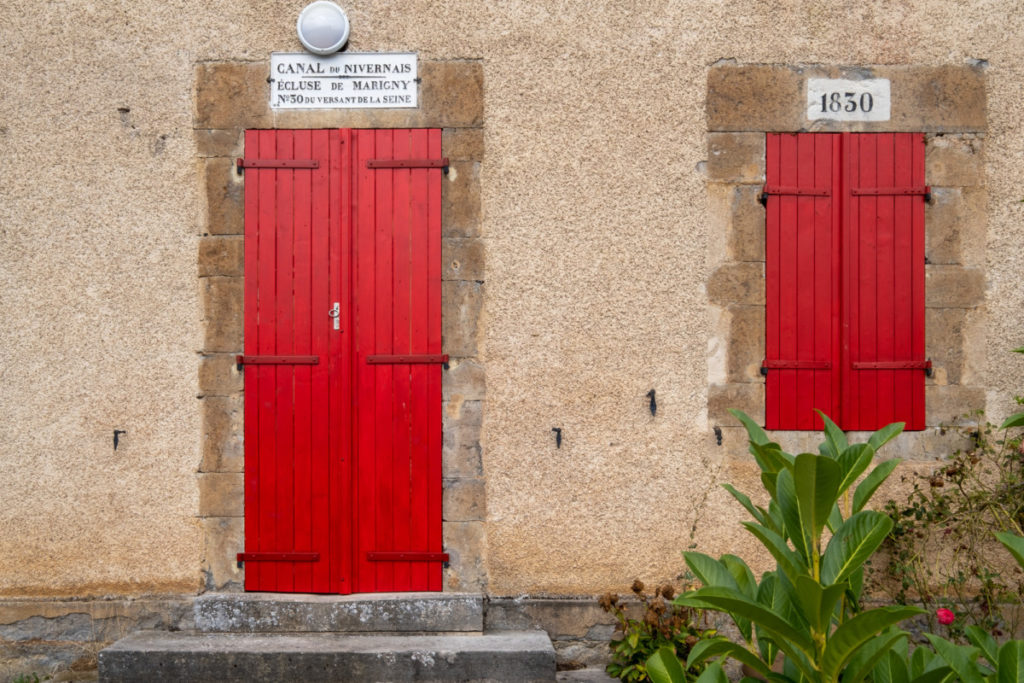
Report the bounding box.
[895,532,1024,682]
[878,347,1024,639]
[647,410,924,683]
[601,579,716,681]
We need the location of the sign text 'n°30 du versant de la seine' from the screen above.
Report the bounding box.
[270,53,418,109]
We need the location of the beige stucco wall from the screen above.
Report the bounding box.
[1,1,1023,598]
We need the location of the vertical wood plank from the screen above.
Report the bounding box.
[875,133,897,427]
[409,129,431,590]
[391,130,414,592]
[911,134,926,430]
[274,130,296,592]
[778,134,799,429]
[292,129,313,593]
[426,128,444,591]
[373,130,395,592]
[255,129,278,591]
[335,128,354,593]
[354,129,378,593]
[892,133,914,430]
[242,129,262,591]
[764,133,781,429]
[309,129,332,593]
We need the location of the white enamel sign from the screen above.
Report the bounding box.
[806,78,891,122]
[270,52,418,109]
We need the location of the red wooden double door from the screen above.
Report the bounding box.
[240,129,444,593]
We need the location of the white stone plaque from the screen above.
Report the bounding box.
[270,52,418,109]
[807,78,891,122]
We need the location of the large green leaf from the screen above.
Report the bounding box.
[999,412,1024,430]
[721,554,758,599]
[793,453,842,567]
[867,421,905,451]
[776,469,809,563]
[995,531,1024,570]
[998,640,1024,683]
[793,575,847,633]
[646,645,688,683]
[680,587,815,656]
[853,459,901,513]
[684,551,741,590]
[818,411,849,459]
[694,661,730,683]
[722,483,768,526]
[752,441,796,476]
[730,409,771,446]
[842,629,908,683]
[741,522,805,582]
[686,637,771,677]
[925,634,987,683]
[873,647,910,683]
[821,606,924,679]
[821,510,893,585]
[965,625,999,668]
[837,443,876,496]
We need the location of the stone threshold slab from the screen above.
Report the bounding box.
[194,592,484,633]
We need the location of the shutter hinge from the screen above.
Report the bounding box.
[761,360,832,375]
[759,185,831,206]
[236,158,320,174]
[236,355,320,370]
[852,185,932,203]
[366,158,450,174]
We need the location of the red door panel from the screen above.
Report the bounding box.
[241,128,442,594]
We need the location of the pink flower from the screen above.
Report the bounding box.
[936,608,956,625]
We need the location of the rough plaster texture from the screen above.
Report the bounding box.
[2,1,1024,606]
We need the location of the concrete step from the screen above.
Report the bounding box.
[98,630,556,682]
[194,592,484,633]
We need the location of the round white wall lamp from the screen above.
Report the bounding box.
[296,1,350,55]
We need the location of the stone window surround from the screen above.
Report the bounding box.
[193,59,487,592]
[704,62,988,459]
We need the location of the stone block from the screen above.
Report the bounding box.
[707,262,764,305]
[442,358,486,401]
[442,161,482,238]
[925,266,985,309]
[201,517,243,590]
[925,188,963,265]
[196,128,242,158]
[194,593,484,633]
[707,64,803,132]
[442,280,483,357]
[199,236,244,277]
[926,135,985,187]
[888,67,986,133]
[726,305,765,383]
[199,354,243,396]
[197,472,244,518]
[205,157,245,235]
[443,127,484,161]
[486,598,616,639]
[920,185,986,272]
[442,237,484,281]
[730,185,766,262]
[194,62,271,129]
[443,477,486,522]
[708,383,765,426]
[202,277,243,352]
[706,133,765,183]
[926,385,986,426]
[420,60,484,128]
[444,521,487,591]
[926,308,967,385]
[443,399,483,478]
[708,64,986,134]
[200,395,244,473]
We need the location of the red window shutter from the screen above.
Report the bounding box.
[764,133,841,430]
[842,133,926,431]
[764,133,926,431]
